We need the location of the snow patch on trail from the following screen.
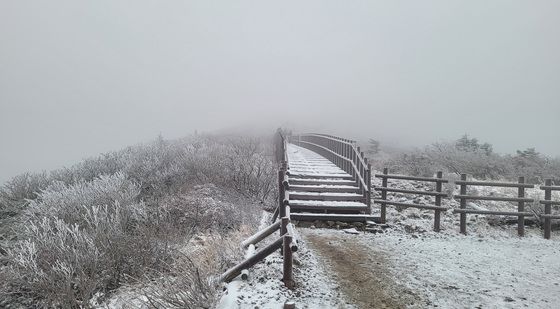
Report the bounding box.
[218,213,356,309]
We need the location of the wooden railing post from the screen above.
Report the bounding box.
[366,162,372,214]
[544,179,552,239]
[381,168,388,223]
[283,235,294,289]
[459,173,467,235]
[518,176,525,237]
[279,169,286,219]
[434,171,443,232]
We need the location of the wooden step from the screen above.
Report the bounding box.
[288,200,368,212]
[286,171,353,180]
[289,178,356,186]
[290,213,381,223]
[289,192,365,202]
[289,184,361,193]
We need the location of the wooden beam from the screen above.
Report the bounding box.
[220,237,283,283]
[241,221,281,248]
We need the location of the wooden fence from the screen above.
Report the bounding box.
[291,133,372,212]
[453,174,534,236]
[540,179,560,239]
[375,169,560,239]
[374,168,448,232]
[220,131,297,288]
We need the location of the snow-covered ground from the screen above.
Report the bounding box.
[217,213,355,309]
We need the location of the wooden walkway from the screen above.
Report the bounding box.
[286,143,379,222]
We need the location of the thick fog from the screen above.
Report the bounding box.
[1,1,559,183]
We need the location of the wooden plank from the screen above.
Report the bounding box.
[289,193,365,202]
[288,185,361,193]
[541,214,560,219]
[453,195,534,203]
[288,179,356,186]
[288,204,368,212]
[286,172,354,180]
[290,213,381,222]
[375,173,449,183]
[454,180,534,188]
[374,186,448,197]
[539,200,560,205]
[373,199,448,211]
[220,237,283,283]
[241,221,281,248]
[539,185,560,191]
[453,209,533,216]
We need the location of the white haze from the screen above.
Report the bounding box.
[1,1,559,183]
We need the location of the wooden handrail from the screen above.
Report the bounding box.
[298,140,369,191]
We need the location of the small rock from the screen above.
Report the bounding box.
[343,228,360,235]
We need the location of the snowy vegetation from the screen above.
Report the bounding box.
[0,134,275,308]
[369,134,560,183]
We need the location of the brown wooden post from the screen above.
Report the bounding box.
[381,168,388,223]
[283,235,294,289]
[544,179,552,239]
[279,169,286,219]
[517,176,525,237]
[434,171,443,232]
[281,217,289,236]
[460,174,467,235]
[366,162,372,214]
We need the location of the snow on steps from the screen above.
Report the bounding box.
[289,200,369,212]
[289,191,365,202]
[289,178,357,186]
[291,213,381,223]
[289,184,361,193]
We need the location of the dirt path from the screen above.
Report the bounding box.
[300,228,424,309]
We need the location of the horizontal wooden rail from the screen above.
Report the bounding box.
[241,221,281,248]
[539,200,560,205]
[220,236,284,283]
[375,173,449,183]
[453,195,534,203]
[541,214,560,219]
[373,199,448,211]
[374,186,448,197]
[453,209,533,216]
[455,180,534,188]
[540,185,560,191]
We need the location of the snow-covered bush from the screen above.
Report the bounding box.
[0,134,271,307]
[1,174,171,307]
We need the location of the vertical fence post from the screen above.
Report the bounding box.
[283,235,294,289]
[279,169,286,219]
[459,173,467,235]
[366,162,372,214]
[544,179,552,239]
[434,171,443,232]
[381,168,388,223]
[518,176,525,237]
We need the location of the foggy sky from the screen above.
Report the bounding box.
[1,1,559,184]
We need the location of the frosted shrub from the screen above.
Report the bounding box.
[1,174,170,307]
[27,172,140,225]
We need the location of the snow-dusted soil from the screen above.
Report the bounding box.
[217,214,355,309]
[226,212,560,308]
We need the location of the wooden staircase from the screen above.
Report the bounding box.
[286,143,380,223]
